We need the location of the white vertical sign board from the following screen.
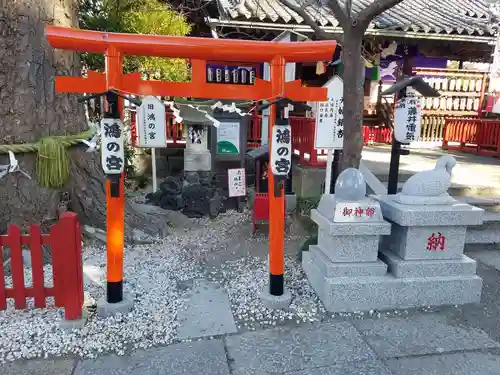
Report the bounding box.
[313,76,344,194]
[228,168,246,197]
[314,76,344,150]
[137,96,167,193]
[137,96,167,148]
[101,118,125,175]
[271,125,292,176]
[394,87,422,144]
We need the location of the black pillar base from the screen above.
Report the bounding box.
[269,273,284,296]
[107,281,123,303]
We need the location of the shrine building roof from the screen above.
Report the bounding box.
[209,0,498,43]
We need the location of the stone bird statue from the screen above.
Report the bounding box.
[401,155,457,197]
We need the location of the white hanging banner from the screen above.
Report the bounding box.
[394,87,422,144]
[137,96,167,148]
[101,118,125,175]
[271,124,292,176]
[314,76,344,150]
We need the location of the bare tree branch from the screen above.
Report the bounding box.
[356,0,405,28]
[327,0,350,28]
[344,0,352,18]
[280,0,336,40]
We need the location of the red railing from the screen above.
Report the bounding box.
[0,212,83,321]
[443,118,500,156]
[130,109,262,148]
[363,126,393,145]
[289,117,392,167]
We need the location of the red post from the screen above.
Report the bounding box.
[55,213,83,320]
[268,56,286,296]
[7,225,26,309]
[0,236,6,310]
[29,224,46,308]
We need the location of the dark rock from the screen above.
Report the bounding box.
[184,172,200,185]
[160,176,182,195]
[160,194,184,211]
[145,191,163,205]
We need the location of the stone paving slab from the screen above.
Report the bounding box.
[0,359,76,375]
[74,339,230,375]
[470,251,500,271]
[276,360,393,375]
[386,352,500,375]
[176,279,237,340]
[226,322,377,375]
[353,314,500,359]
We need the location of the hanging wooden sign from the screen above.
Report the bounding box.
[101,118,125,175]
[137,96,167,148]
[271,124,292,176]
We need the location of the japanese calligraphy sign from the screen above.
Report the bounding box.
[100,118,124,175]
[271,125,292,176]
[426,232,446,252]
[333,202,382,223]
[394,87,422,144]
[137,96,167,148]
[314,76,344,150]
[228,168,246,197]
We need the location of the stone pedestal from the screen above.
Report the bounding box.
[303,200,392,312]
[184,149,211,172]
[302,163,485,313]
[376,197,483,305]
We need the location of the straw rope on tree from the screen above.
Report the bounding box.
[0,129,94,189]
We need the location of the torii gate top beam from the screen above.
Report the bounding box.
[46,26,337,63]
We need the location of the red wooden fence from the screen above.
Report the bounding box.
[443,118,500,157]
[130,109,263,148]
[0,212,83,321]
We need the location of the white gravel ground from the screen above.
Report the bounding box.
[0,210,328,363]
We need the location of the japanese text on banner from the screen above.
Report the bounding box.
[101,118,124,175]
[271,125,291,176]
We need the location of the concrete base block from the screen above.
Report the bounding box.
[58,310,88,330]
[317,231,379,262]
[285,193,297,213]
[292,165,325,198]
[380,250,477,278]
[376,197,484,227]
[383,223,467,260]
[184,150,211,172]
[97,295,134,317]
[259,286,292,310]
[309,246,387,277]
[303,251,482,313]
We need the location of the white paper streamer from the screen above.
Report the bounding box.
[165,101,183,124]
[211,101,251,117]
[0,151,31,180]
[81,122,101,153]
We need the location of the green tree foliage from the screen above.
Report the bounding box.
[79,0,191,81]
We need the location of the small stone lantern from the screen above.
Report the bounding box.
[180,105,214,175]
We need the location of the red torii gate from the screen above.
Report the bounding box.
[46,25,337,305]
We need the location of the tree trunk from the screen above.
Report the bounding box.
[340,27,365,170]
[0,0,167,238]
